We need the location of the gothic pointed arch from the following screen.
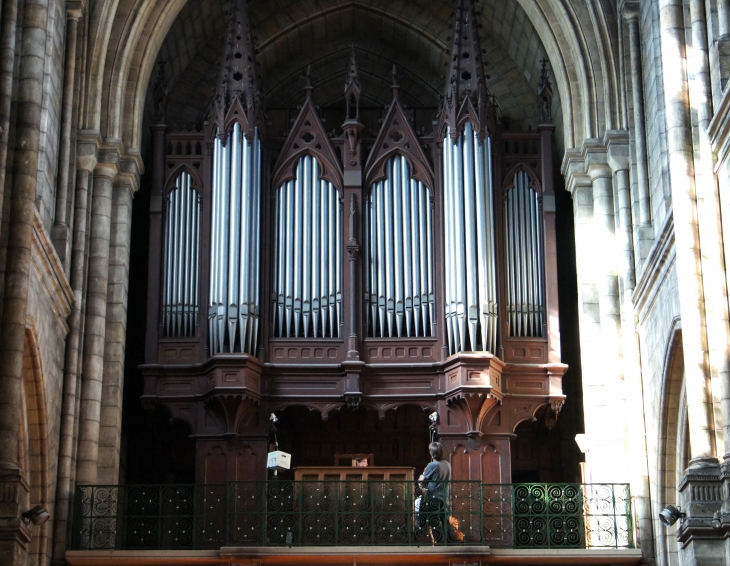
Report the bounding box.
[365,79,433,190]
[272,92,344,191]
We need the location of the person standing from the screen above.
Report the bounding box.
[418,442,452,543]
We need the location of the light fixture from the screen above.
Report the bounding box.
[428,412,438,425]
[22,505,50,526]
[658,505,685,527]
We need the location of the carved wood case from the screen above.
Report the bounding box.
[142,88,566,484]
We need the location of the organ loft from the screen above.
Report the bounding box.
[141,0,566,485]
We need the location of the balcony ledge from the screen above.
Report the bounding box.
[66,547,643,565]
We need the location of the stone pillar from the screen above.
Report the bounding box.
[97,172,136,485]
[0,0,50,470]
[688,0,730,466]
[622,3,652,227]
[0,0,19,223]
[76,161,117,484]
[607,135,655,561]
[52,6,83,268]
[719,0,730,38]
[568,181,604,482]
[587,163,629,482]
[0,471,31,566]
[51,142,97,564]
[0,2,50,565]
[659,0,717,465]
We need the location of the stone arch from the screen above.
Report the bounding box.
[90,0,617,154]
[655,327,686,566]
[20,327,51,566]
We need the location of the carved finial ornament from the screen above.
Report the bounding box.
[440,0,494,140]
[211,0,261,139]
[538,58,554,121]
[152,61,168,123]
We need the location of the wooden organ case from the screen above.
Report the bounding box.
[141,0,567,485]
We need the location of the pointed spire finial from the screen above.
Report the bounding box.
[391,64,400,98]
[212,0,261,136]
[440,0,494,138]
[347,44,359,83]
[153,60,168,123]
[304,64,314,99]
[537,58,553,121]
[344,47,362,120]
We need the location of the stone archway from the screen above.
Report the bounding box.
[19,327,51,566]
[656,330,687,566]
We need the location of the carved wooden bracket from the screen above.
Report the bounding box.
[445,391,500,448]
[206,394,260,435]
[269,401,345,421]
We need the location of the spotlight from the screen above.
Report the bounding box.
[22,505,50,526]
[658,505,685,527]
[428,412,438,425]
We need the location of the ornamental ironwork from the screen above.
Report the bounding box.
[71,482,633,550]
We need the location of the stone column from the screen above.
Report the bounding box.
[0,0,50,470]
[0,1,50,565]
[622,3,652,227]
[689,0,730,465]
[51,142,97,564]
[52,6,83,267]
[567,179,604,481]
[719,0,730,37]
[97,172,135,485]
[608,136,655,561]
[587,163,629,482]
[0,0,19,224]
[659,0,717,465]
[76,161,117,484]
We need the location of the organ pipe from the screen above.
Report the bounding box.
[366,155,434,338]
[443,124,498,355]
[273,155,342,338]
[505,171,545,337]
[162,171,201,337]
[208,124,262,355]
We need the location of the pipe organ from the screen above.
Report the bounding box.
[272,155,342,338]
[505,171,545,337]
[162,171,201,337]
[365,155,434,338]
[442,124,498,355]
[144,0,566,487]
[208,124,262,355]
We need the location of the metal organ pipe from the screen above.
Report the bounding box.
[162,171,201,337]
[443,125,498,355]
[365,155,434,338]
[272,155,341,338]
[505,171,544,337]
[208,126,262,355]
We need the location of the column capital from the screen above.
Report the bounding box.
[76,130,101,173]
[605,129,631,172]
[620,1,640,23]
[66,1,86,20]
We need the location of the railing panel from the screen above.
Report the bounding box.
[71,482,633,551]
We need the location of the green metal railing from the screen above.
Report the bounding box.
[71,482,633,550]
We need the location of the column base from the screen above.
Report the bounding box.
[676,461,725,566]
[0,468,31,566]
